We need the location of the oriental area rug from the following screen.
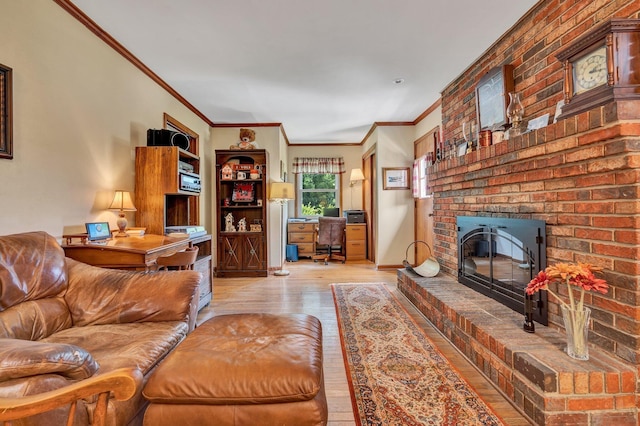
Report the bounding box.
[331,283,504,426]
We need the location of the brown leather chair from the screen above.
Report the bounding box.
[312,216,346,264]
[154,246,199,271]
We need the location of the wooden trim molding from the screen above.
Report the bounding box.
[53,0,214,127]
[414,98,442,124]
[212,122,283,128]
[0,63,12,160]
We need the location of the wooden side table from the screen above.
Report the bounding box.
[345,224,366,260]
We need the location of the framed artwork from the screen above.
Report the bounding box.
[475,64,513,131]
[0,64,13,160]
[232,182,255,202]
[383,167,410,190]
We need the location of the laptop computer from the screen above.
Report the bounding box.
[85,222,111,242]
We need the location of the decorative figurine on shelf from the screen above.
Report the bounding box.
[230,128,258,150]
[225,212,236,232]
[237,218,247,232]
[221,163,234,180]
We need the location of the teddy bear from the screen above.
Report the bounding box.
[230,128,258,150]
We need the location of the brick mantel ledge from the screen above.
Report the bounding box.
[398,269,637,426]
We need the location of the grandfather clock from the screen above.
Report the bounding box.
[556,18,640,120]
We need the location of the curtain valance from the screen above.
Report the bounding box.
[292,157,346,174]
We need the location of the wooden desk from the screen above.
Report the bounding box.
[287,220,318,258]
[62,234,190,270]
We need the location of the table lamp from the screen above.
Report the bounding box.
[269,182,295,276]
[109,190,137,237]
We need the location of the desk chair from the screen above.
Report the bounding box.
[155,246,199,271]
[312,217,346,264]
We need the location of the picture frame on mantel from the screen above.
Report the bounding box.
[383,167,410,190]
[475,64,514,131]
[0,64,13,160]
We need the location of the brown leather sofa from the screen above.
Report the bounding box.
[0,231,202,425]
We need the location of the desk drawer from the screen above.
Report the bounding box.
[288,223,316,233]
[346,225,366,239]
[346,241,366,259]
[296,243,315,255]
[289,233,315,243]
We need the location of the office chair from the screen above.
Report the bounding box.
[312,216,346,264]
[154,246,199,271]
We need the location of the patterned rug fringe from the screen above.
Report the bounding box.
[332,283,504,426]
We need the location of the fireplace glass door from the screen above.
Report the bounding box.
[457,216,548,325]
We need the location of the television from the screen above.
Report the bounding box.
[85,222,111,241]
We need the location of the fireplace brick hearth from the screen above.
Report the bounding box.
[428,102,640,364]
[417,102,640,424]
[398,270,637,425]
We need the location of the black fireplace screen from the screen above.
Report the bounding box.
[457,216,548,325]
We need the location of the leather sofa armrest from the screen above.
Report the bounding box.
[0,367,141,426]
[0,339,98,381]
[64,259,201,328]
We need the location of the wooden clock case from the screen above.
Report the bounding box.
[556,18,640,120]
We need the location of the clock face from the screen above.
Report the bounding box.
[572,46,607,95]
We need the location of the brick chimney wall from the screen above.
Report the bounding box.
[441,0,640,143]
[432,0,640,365]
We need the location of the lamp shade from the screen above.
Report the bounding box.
[350,168,365,182]
[269,182,295,201]
[108,190,137,211]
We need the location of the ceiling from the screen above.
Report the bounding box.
[69,0,538,144]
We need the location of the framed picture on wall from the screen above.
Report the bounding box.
[383,167,410,190]
[0,63,13,160]
[475,64,514,131]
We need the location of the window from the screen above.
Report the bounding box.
[297,173,341,217]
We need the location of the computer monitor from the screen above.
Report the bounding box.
[323,208,340,217]
[85,222,111,241]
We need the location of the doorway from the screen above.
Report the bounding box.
[363,147,376,263]
[413,130,435,263]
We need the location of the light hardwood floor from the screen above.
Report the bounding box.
[197,260,532,426]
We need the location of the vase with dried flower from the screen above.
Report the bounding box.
[526,263,608,360]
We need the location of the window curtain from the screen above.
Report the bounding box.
[413,154,432,199]
[292,157,346,174]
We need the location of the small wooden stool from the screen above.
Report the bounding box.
[142,313,327,426]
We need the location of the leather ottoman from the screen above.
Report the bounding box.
[142,313,328,426]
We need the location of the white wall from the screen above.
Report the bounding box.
[373,126,415,266]
[414,105,442,141]
[0,0,211,238]
[1,0,444,272]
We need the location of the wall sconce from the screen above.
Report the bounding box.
[349,168,365,187]
[108,190,137,237]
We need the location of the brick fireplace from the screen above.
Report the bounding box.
[397,2,640,423]
[399,102,640,425]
